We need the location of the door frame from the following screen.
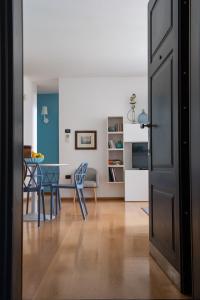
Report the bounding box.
[0,0,197,299]
[0,0,23,299]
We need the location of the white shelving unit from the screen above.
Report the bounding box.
[107,116,124,183]
[124,123,149,202]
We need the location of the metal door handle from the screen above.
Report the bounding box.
[140,123,152,129]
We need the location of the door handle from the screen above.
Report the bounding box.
[140,123,152,129]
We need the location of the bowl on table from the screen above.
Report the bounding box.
[24,157,44,164]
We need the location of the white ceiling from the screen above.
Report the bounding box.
[23,0,148,81]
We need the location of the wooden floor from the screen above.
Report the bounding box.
[23,200,189,300]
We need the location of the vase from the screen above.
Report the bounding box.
[138,109,148,124]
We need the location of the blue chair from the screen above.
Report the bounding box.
[41,166,61,216]
[23,160,45,227]
[51,162,88,220]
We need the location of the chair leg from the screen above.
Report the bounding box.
[57,188,61,211]
[80,189,88,215]
[58,189,61,209]
[50,187,54,220]
[55,189,58,215]
[93,188,97,202]
[26,191,30,214]
[73,189,76,203]
[37,192,41,227]
[76,189,86,220]
[41,190,46,222]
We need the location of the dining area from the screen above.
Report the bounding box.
[23,146,88,226]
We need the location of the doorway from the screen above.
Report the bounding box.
[0,0,195,300]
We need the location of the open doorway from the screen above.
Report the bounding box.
[21,1,191,300]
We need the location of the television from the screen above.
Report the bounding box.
[132,143,148,170]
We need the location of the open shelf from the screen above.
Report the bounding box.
[108,148,124,151]
[107,181,124,184]
[107,116,124,184]
[108,165,124,168]
[108,131,123,134]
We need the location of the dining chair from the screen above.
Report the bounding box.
[51,162,88,220]
[41,166,61,214]
[73,168,99,202]
[23,160,46,227]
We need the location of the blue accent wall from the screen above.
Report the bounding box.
[37,93,59,163]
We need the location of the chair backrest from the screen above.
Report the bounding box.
[74,162,88,189]
[85,168,97,181]
[23,160,43,190]
[41,166,60,186]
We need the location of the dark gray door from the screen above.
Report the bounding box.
[0,0,23,299]
[191,1,200,298]
[148,0,191,293]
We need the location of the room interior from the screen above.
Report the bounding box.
[22,1,188,299]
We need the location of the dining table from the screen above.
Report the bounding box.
[23,163,70,222]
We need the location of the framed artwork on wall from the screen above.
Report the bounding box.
[75,131,97,150]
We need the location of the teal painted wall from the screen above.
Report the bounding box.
[37,93,59,163]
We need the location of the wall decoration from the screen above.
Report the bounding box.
[127,93,137,123]
[75,131,97,150]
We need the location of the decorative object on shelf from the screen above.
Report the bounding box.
[108,159,123,166]
[138,109,148,124]
[115,140,123,149]
[127,93,137,123]
[41,106,49,124]
[75,131,97,150]
[108,123,123,132]
[108,140,116,148]
[108,126,116,132]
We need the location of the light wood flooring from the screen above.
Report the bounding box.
[23,200,189,300]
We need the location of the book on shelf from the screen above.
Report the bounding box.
[109,167,117,182]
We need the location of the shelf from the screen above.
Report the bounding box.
[107,181,124,184]
[108,165,124,168]
[108,131,123,134]
[108,148,124,151]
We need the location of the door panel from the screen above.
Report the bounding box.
[151,54,173,168]
[151,0,173,57]
[149,0,179,270]
[152,188,175,252]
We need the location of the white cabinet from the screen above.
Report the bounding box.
[124,123,148,142]
[124,123,149,202]
[125,170,149,202]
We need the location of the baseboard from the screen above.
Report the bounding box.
[24,196,124,202]
[150,242,181,290]
[61,197,124,202]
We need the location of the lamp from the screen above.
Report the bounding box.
[41,106,49,124]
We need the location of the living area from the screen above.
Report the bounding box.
[22,1,185,300]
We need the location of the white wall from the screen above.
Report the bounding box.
[59,77,148,198]
[24,77,37,151]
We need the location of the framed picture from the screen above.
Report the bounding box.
[75,131,97,150]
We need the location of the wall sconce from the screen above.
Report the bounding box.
[41,106,49,124]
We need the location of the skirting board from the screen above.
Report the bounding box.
[150,242,181,290]
[62,197,124,202]
[23,196,125,202]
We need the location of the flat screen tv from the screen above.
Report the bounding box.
[132,142,148,170]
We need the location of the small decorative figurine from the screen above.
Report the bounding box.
[127,93,137,123]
